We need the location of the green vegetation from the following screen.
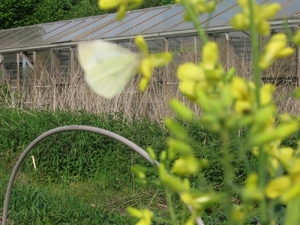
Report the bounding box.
[0,0,175,30]
[0,109,238,224]
[1,108,299,224]
[0,108,167,224]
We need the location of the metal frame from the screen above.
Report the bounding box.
[1,125,204,225]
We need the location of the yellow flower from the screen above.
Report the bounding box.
[177,62,206,100]
[234,100,252,115]
[167,138,193,156]
[268,157,280,177]
[135,35,148,54]
[179,80,197,99]
[231,1,281,36]
[134,36,172,92]
[180,192,201,210]
[171,156,200,176]
[260,84,275,105]
[232,205,246,224]
[242,173,264,201]
[177,42,224,101]
[139,77,149,92]
[127,207,153,225]
[185,216,197,225]
[180,191,218,211]
[231,77,252,100]
[293,29,300,46]
[276,147,300,174]
[169,98,194,121]
[139,57,152,79]
[177,63,205,81]
[99,0,123,9]
[259,33,294,70]
[159,164,190,192]
[200,42,224,82]
[230,76,255,114]
[176,0,216,20]
[281,183,300,202]
[265,143,300,203]
[202,42,219,70]
[265,176,292,199]
[99,0,143,20]
[251,122,298,146]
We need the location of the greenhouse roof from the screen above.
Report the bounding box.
[0,0,300,53]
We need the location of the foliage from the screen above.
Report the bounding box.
[140,0,175,8]
[0,109,166,183]
[0,108,252,188]
[0,108,259,224]
[0,0,175,30]
[85,0,300,225]
[0,0,104,29]
[0,181,137,224]
[0,109,168,224]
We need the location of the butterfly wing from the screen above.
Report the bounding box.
[78,40,141,98]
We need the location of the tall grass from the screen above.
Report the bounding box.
[1,35,298,122]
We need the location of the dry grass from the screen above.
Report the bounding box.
[1,35,299,121]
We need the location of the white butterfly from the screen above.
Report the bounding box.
[78,40,141,99]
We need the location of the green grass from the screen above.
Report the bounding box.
[0,109,169,224]
[1,108,297,224]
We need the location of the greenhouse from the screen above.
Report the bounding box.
[0,0,300,120]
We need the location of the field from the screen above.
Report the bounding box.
[1,108,299,224]
[0,109,170,224]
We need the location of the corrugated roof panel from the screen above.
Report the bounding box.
[106,6,171,37]
[6,26,44,49]
[169,2,238,32]
[41,20,83,41]
[1,27,39,49]
[56,15,116,42]
[275,0,300,18]
[253,0,300,20]
[0,1,299,53]
[111,6,182,36]
[136,5,185,35]
[21,25,54,46]
[0,28,25,48]
[77,10,149,40]
[43,21,68,34]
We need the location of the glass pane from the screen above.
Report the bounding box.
[42,20,84,41]
[2,53,18,88]
[141,6,185,34]
[0,29,25,49]
[72,14,117,41]
[6,26,45,49]
[113,7,168,37]
[4,27,41,49]
[82,11,145,40]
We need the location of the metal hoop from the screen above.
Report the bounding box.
[1,125,203,225]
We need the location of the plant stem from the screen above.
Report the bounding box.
[248,0,261,107]
[164,186,177,225]
[248,0,267,223]
[221,131,234,224]
[181,0,208,44]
